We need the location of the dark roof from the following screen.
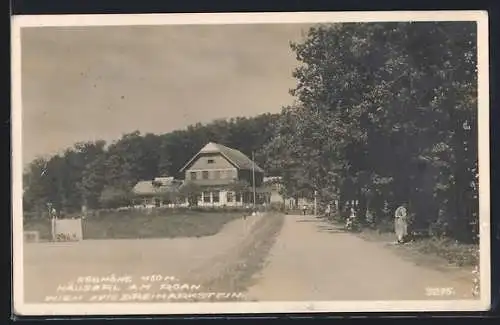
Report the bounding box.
[132,178,181,196]
[179,142,264,173]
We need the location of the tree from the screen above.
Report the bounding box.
[267,22,478,242]
[99,186,132,209]
[23,158,50,216]
[178,182,202,207]
[78,155,107,209]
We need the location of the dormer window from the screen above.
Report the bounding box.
[207,159,215,164]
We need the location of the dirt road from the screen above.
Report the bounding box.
[23,213,476,304]
[246,214,475,301]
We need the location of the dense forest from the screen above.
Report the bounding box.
[23,113,280,215]
[23,22,479,244]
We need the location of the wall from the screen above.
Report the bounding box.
[187,153,235,170]
[298,198,314,207]
[184,153,264,188]
[270,190,284,204]
[185,157,238,182]
[53,218,83,241]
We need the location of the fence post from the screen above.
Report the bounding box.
[314,191,318,216]
[51,217,56,241]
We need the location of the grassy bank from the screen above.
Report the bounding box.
[24,209,244,240]
[358,227,479,268]
[191,213,285,300]
[323,215,479,268]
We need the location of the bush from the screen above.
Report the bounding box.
[99,186,133,209]
[23,218,52,241]
[411,237,479,267]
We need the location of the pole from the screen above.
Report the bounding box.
[252,151,256,211]
[48,203,56,241]
[314,190,317,216]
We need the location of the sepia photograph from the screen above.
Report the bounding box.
[11,11,490,315]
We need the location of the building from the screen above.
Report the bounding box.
[263,176,285,204]
[178,142,267,207]
[132,176,184,208]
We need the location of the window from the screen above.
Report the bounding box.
[207,159,215,164]
[213,170,220,179]
[235,193,241,202]
[203,192,211,203]
[202,171,209,179]
[227,191,234,203]
[190,171,197,180]
[212,191,220,203]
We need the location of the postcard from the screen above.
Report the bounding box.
[11,11,490,315]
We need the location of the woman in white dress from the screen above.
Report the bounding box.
[394,204,409,244]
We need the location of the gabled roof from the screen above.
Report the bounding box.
[179,142,264,173]
[132,178,181,196]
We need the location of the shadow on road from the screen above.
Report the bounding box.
[293,215,327,222]
[316,225,346,234]
[290,215,348,234]
[291,217,348,234]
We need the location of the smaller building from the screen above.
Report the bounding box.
[132,176,183,208]
[263,176,285,204]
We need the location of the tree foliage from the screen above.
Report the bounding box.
[265,22,478,243]
[23,114,280,215]
[178,181,202,206]
[22,22,479,244]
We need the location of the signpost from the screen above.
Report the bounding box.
[252,151,256,212]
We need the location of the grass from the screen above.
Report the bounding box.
[23,209,245,240]
[189,213,285,301]
[322,215,479,269]
[405,236,479,267]
[359,227,479,269]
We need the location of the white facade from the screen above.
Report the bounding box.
[270,190,284,204]
[197,190,246,207]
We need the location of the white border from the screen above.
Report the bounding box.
[11,11,491,316]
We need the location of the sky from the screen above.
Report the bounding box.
[20,23,313,165]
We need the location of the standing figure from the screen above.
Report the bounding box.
[302,205,307,215]
[345,206,357,230]
[325,204,331,216]
[394,204,409,244]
